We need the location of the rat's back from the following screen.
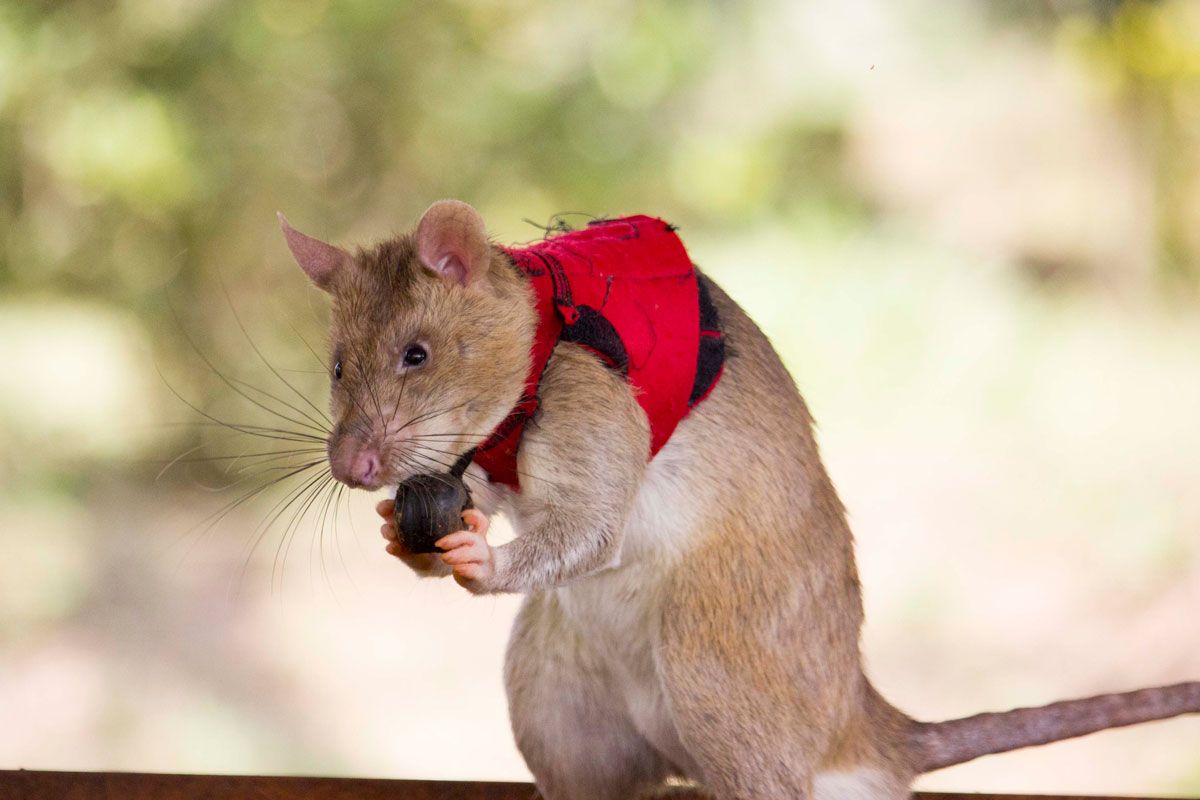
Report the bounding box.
[512,270,896,796]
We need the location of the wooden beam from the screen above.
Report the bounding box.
[0,771,535,800]
[0,770,1179,800]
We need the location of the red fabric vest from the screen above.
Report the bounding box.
[471,215,724,490]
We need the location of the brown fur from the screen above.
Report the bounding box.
[283,202,1200,800]
[322,232,535,488]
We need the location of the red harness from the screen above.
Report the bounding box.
[471,216,725,490]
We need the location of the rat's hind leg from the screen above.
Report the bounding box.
[656,524,867,800]
[505,592,671,800]
[658,587,914,800]
[660,657,821,800]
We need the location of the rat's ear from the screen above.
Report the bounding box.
[415,200,492,287]
[278,212,350,292]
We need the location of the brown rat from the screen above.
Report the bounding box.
[280,200,1200,800]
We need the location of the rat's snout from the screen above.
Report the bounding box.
[329,436,383,489]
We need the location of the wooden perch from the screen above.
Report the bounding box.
[1,770,1190,800]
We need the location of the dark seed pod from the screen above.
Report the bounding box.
[394,472,473,554]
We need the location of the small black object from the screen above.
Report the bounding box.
[393,448,476,554]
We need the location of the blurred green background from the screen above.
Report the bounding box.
[2,0,1199,793]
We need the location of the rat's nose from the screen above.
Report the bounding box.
[331,444,382,489]
[351,451,380,486]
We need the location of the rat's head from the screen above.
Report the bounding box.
[280,200,534,490]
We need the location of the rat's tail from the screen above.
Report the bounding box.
[912,681,1200,772]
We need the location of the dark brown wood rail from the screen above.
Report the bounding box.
[0,771,537,799]
[0,771,1185,800]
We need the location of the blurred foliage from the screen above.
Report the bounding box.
[0,0,1196,345]
[1,0,1199,790]
[1,0,1197,332]
[0,0,868,486]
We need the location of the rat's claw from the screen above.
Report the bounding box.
[435,527,496,592]
[380,522,397,542]
[375,498,395,518]
[384,538,452,579]
[435,530,484,556]
[462,508,489,536]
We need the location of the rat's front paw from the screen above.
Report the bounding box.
[435,509,495,594]
[377,498,451,578]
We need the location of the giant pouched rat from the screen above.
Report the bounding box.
[279,200,1199,800]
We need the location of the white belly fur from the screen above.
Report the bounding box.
[552,432,707,773]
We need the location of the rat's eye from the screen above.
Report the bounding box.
[402,344,428,368]
[333,360,343,380]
